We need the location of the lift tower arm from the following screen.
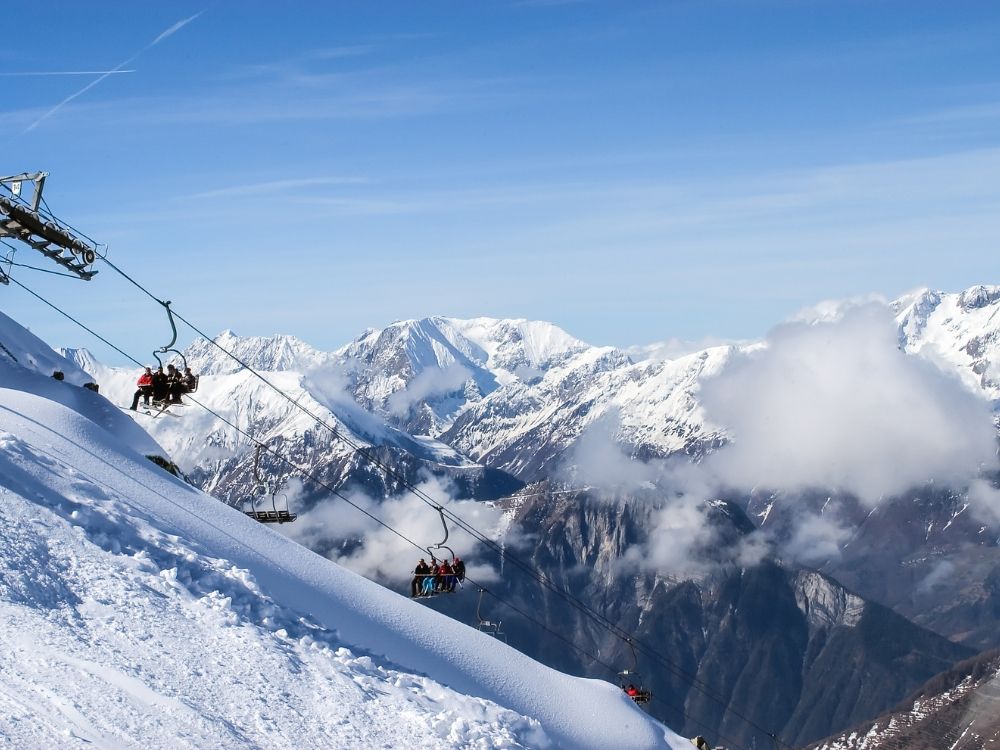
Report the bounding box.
[0,172,101,283]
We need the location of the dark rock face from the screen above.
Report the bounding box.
[742,484,1000,651]
[805,649,1000,750]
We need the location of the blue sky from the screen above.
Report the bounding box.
[2,1,999,364]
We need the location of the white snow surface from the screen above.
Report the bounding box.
[0,315,684,749]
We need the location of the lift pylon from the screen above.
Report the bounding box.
[0,172,100,282]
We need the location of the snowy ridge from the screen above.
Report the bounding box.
[892,285,1000,399]
[807,650,1000,750]
[184,330,335,376]
[0,312,684,749]
[73,348,481,491]
[0,310,92,386]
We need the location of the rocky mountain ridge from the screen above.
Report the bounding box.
[806,649,1000,750]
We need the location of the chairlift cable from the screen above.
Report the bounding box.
[6,276,144,367]
[7,260,88,279]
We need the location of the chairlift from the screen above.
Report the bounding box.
[412,507,461,597]
[618,638,651,704]
[474,588,507,643]
[147,301,199,412]
[242,443,296,524]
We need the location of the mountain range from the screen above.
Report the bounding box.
[69,284,1000,748]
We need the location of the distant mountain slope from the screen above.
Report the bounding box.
[805,649,1000,750]
[473,484,975,749]
[72,342,522,505]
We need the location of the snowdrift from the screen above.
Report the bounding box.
[0,312,685,749]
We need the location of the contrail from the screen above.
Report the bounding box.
[152,12,204,45]
[0,70,136,77]
[22,10,205,134]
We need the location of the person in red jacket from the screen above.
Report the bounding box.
[129,366,154,410]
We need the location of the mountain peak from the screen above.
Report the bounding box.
[186,331,331,376]
[959,284,1000,311]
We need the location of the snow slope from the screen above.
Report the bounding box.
[0,316,684,749]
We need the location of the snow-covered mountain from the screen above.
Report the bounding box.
[0,309,685,749]
[77,285,1000,497]
[893,284,1000,399]
[73,341,521,506]
[334,316,593,437]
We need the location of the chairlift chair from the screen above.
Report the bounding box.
[618,639,652,704]
[242,444,297,524]
[413,507,460,597]
[475,588,508,643]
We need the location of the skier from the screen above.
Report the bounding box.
[434,560,449,592]
[411,558,430,597]
[129,366,154,410]
[452,556,466,585]
[624,684,639,698]
[441,559,456,592]
[181,366,198,393]
[150,366,169,404]
[421,564,437,595]
[691,737,712,750]
[165,364,185,404]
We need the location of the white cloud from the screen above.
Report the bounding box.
[781,508,853,566]
[563,303,1000,578]
[699,304,998,503]
[559,413,659,494]
[967,479,1000,525]
[621,491,718,579]
[386,364,471,418]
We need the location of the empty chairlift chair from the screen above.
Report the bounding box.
[242,444,297,524]
[474,588,508,643]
